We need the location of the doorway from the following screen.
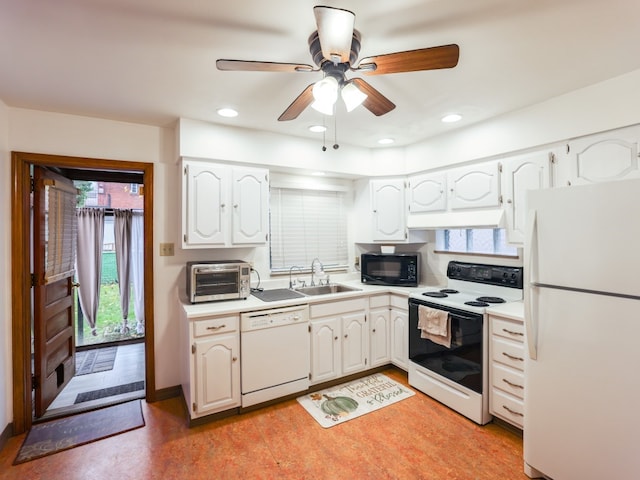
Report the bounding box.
[11,152,156,435]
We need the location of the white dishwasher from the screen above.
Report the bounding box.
[240,304,310,407]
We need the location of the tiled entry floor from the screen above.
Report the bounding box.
[41,342,145,420]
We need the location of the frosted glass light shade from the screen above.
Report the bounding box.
[341,81,368,112]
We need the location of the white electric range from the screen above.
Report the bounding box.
[407,261,524,424]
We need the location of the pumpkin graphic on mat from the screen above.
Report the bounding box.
[320,394,358,416]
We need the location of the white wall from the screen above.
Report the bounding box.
[5,108,185,397]
[405,69,640,172]
[0,99,10,435]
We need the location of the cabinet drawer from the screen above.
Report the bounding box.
[369,294,390,309]
[491,336,525,370]
[492,317,525,343]
[310,298,367,318]
[491,388,524,428]
[193,315,238,337]
[491,362,525,399]
[390,294,408,310]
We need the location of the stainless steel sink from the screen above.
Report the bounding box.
[294,284,362,296]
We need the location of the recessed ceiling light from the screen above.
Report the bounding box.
[441,113,462,123]
[217,108,238,118]
[309,125,327,133]
[312,171,326,176]
[378,138,395,145]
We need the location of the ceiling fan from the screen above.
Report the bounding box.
[216,5,459,121]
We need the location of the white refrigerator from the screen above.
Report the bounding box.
[523,178,640,480]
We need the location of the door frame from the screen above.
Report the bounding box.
[11,151,156,434]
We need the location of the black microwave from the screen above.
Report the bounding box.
[360,252,420,287]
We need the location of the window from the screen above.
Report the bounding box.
[269,187,348,272]
[435,228,518,256]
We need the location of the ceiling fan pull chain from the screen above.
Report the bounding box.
[333,112,339,149]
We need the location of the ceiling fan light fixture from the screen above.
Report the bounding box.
[311,76,339,115]
[309,125,327,133]
[311,99,335,116]
[341,81,368,112]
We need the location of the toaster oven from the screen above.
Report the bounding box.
[186,260,251,303]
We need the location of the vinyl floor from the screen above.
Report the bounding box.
[1,367,528,480]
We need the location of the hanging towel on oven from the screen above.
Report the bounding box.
[418,305,451,348]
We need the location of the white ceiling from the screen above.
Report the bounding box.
[2,0,639,149]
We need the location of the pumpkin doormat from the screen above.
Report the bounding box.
[296,373,415,428]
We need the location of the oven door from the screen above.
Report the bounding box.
[408,298,484,394]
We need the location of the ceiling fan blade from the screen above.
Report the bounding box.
[216,59,315,73]
[278,84,315,121]
[313,6,355,63]
[351,78,396,116]
[357,44,459,75]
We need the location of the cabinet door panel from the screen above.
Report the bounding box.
[310,318,340,384]
[195,334,239,414]
[371,179,406,241]
[185,163,227,245]
[342,313,368,375]
[449,162,500,209]
[502,152,550,244]
[370,309,390,367]
[408,172,447,213]
[390,308,408,370]
[568,127,640,185]
[232,168,268,244]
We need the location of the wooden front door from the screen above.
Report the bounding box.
[32,166,78,417]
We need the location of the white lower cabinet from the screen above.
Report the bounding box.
[182,313,241,420]
[489,314,525,428]
[389,294,409,370]
[310,297,369,385]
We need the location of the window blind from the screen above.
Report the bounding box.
[270,187,348,272]
[45,182,78,283]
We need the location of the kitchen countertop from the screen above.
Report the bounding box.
[486,301,524,322]
[181,280,434,320]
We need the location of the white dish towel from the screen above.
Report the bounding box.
[418,305,451,348]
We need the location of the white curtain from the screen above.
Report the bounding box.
[114,209,132,333]
[76,208,105,336]
[131,211,145,334]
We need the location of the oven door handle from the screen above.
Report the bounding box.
[447,312,480,322]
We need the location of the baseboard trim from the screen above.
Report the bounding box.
[150,385,182,402]
[0,422,13,452]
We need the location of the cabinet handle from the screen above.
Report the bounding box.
[506,199,513,204]
[232,356,238,362]
[502,328,524,336]
[334,336,338,341]
[502,352,524,362]
[206,324,226,331]
[502,378,524,389]
[344,334,348,339]
[221,203,226,208]
[502,405,524,417]
[372,328,376,333]
[234,204,238,208]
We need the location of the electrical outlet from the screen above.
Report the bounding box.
[159,243,175,256]
[354,256,360,267]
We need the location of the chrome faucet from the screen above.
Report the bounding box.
[289,265,304,289]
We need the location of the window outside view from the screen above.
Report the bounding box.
[435,228,518,256]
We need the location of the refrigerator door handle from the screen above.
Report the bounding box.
[524,209,538,360]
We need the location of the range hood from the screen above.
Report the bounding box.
[407,209,505,230]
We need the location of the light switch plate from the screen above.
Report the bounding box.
[159,242,174,256]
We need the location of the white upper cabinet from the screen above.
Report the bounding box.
[448,161,501,210]
[182,159,269,248]
[501,151,552,244]
[564,125,640,186]
[371,178,406,242]
[407,172,447,213]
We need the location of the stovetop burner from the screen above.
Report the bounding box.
[423,291,448,298]
[476,296,506,304]
[465,301,489,307]
[440,289,459,294]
